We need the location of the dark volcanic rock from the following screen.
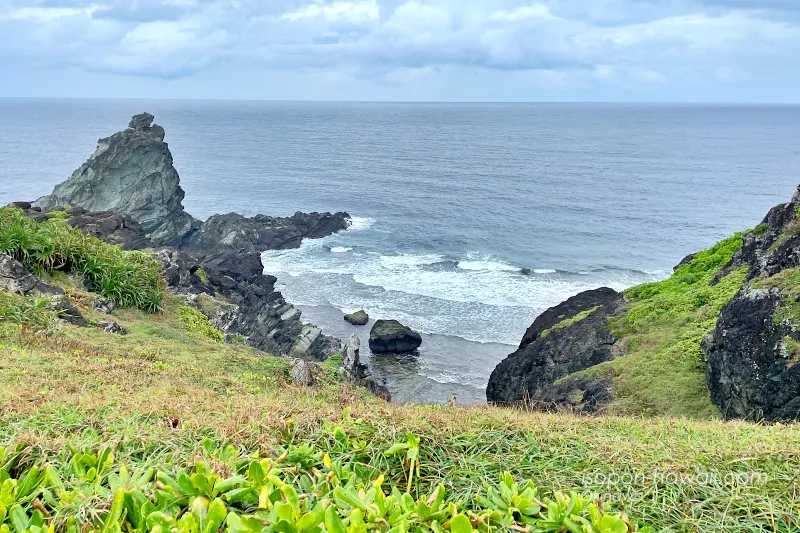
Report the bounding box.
[486,287,624,405]
[369,320,422,354]
[182,211,350,253]
[344,310,369,326]
[33,113,198,244]
[160,248,342,361]
[704,287,800,421]
[532,375,616,414]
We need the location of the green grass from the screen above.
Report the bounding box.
[0,207,165,312]
[540,306,600,338]
[1,215,799,532]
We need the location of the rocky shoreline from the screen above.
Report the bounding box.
[12,112,388,397]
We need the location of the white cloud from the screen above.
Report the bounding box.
[1,0,799,97]
[281,0,379,22]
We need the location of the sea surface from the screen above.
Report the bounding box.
[2,99,799,404]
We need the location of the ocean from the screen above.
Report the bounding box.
[2,99,799,404]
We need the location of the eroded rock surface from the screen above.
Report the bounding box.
[486,287,624,408]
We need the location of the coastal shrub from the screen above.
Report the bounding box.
[0,431,645,533]
[0,207,165,312]
[178,305,224,342]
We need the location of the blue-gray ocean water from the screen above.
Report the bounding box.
[2,99,799,404]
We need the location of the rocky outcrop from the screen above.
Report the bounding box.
[339,334,391,401]
[486,287,624,407]
[344,310,369,326]
[161,247,342,360]
[369,320,422,354]
[698,186,800,421]
[33,113,197,244]
[702,287,800,420]
[16,112,354,364]
[32,113,351,252]
[0,253,87,327]
[183,212,350,254]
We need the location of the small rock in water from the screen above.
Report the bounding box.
[520,268,532,275]
[344,310,369,326]
[369,319,422,354]
[291,359,315,386]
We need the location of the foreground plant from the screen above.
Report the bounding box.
[0,426,648,533]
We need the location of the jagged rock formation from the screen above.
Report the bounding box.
[486,288,624,408]
[33,113,197,244]
[369,319,422,354]
[18,113,356,364]
[488,185,800,422]
[183,212,350,254]
[339,334,391,401]
[32,113,351,252]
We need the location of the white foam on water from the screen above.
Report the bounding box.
[347,216,375,231]
[330,246,353,253]
[457,260,518,271]
[262,238,666,346]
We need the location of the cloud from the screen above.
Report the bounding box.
[1,0,799,97]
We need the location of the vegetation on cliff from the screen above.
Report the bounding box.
[600,233,750,417]
[0,207,164,312]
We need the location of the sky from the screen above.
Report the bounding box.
[2,0,800,102]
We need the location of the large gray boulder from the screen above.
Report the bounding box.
[486,287,624,408]
[369,319,422,354]
[344,310,369,326]
[33,113,198,244]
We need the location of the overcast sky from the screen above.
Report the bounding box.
[2,0,800,101]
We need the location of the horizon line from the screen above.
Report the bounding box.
[2,96,800,106]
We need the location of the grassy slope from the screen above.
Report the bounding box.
[1,274,799,532]
[557,233,751,419]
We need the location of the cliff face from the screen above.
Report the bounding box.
[488,186,800,422]
[486,288,623,409]
[703,189,800,421]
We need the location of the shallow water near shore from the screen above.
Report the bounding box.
[2,99,800,404]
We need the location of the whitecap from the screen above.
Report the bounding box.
[533,268,558,274]
[330,246,353,253]
[457,260,518,272]
[347,216,375,231]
